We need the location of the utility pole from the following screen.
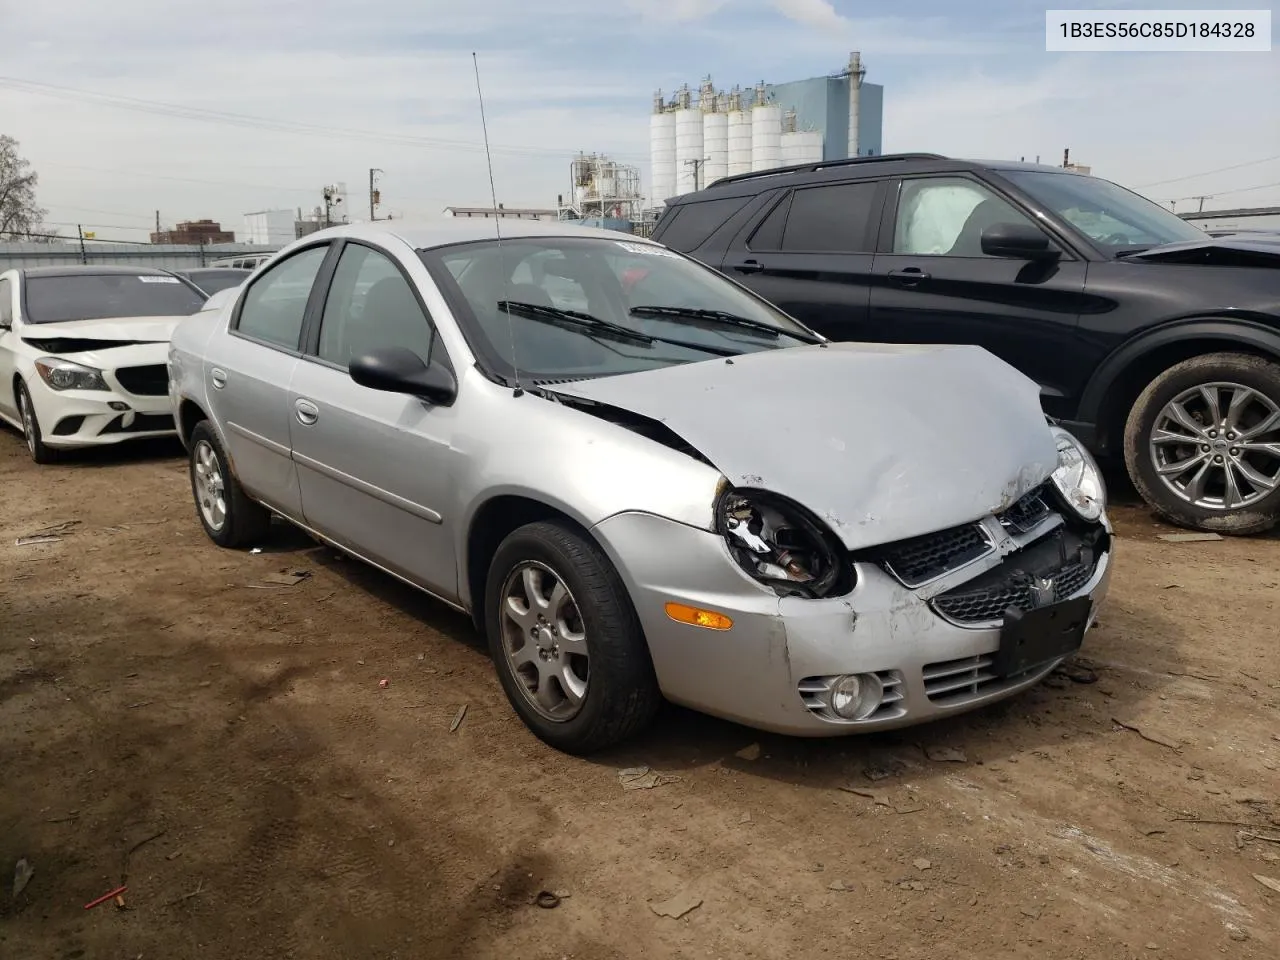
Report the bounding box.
[369,168,384,221]
[322,184,342,227]
[1192,195,1212,212]
[1063,147,1070,169]
[77,225,87,264]
[685,157,707,191]
[155,210,160,234]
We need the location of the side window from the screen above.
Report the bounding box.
[0,279,12,325]
[656,196,750,251]
[234,245,328,350]
[747,194,791,250]
[776,182,879,252]
[894,177,1040,257]
[316,244,434,369]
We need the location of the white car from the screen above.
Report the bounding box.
[0,265,207,462]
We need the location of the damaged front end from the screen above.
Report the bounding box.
[716,486,853,599]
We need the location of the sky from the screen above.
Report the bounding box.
[1,0,1277,243]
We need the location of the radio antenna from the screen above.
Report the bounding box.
[472,51,522,396]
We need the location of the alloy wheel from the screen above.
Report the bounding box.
[18,390,35,456]
[498,560,590,722]
[1149,380,1280,510]
[193,439,228,531]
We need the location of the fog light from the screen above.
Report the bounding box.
[828,673,883,720]
[109,401,130,411]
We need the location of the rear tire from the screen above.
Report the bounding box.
[1123,352,1280,535]
[15,380,59,465]
[484,520,661,755]
[188,420,272,548]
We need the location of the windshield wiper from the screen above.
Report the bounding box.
[629,305,822,344]
[497,300,739,357]
[1113,246,1154,259]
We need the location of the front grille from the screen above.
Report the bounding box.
[114,364,169,396]
[999,484,1051,534]
[99,413,175,435]
[922,654,1040,704]
[878,523,992,587]
[931,529,1099,626]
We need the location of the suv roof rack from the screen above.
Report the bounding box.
[703,153,950,190]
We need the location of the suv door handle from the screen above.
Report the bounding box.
[887,267,930,284]
[210,368,227,389]
[294,398,319,426]
[732,259,764,274]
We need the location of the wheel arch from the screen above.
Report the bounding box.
[177,398,208,448]
[1078,319,1280,454]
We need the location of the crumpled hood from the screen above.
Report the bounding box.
[547,343,1060,549]
[21,314,185,349]
[1123,236,1280,267]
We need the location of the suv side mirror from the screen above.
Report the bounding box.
[981,222,1060,261]
[349,347,457,406]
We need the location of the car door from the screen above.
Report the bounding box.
[205,242,331,518]
[0,275,19,421]
[868,174,1093,418]
[719,179,887,337]
[289,239,460,599]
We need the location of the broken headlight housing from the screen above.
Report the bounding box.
[716,487,852,599]
[1050,425,1106,522]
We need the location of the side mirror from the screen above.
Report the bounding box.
[980,222,1060,261]
[349,347,457,406]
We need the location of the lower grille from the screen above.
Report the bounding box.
[114,364,169,396]
[52,415,86,436]
[99,413,175,435]
[797,670,905,722]
[922,654,1041,704]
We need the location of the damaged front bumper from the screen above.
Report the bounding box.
[592,506,1112,737]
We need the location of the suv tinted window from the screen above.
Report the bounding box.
[235,245,328,349]
[894,176,1040,257]
[748,194,791,250]
[316,244,434,368]
[657,196,750,251]
[777,182,879,252]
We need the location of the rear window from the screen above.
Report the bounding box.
[655,196,750,251]
[23,274,206,324]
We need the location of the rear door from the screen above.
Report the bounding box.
[205,242,332,517]
[868,174,1092,417]
[719,179,887,338]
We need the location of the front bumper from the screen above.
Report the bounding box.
[592,509,1112,737]
[27,360,176,448]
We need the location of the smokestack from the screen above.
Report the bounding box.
[847,51,865,158]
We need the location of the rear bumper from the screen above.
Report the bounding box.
[592,510,1112,737]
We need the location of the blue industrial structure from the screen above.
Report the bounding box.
[764,74,884,161]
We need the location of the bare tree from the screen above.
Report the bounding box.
[0,134,48,240]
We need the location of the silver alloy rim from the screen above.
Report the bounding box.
[1149,380,1280,510]
[498,560,589,722]
[192,439,228,531]
[18,390,35,456]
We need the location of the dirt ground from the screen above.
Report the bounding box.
[1,430,1278,960]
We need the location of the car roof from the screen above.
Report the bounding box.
[181,267,251,274]
[287,217,659,251]
[20,264,176,279]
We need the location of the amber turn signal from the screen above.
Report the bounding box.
[664,602,733,630]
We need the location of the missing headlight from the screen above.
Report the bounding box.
[716,489,852,599]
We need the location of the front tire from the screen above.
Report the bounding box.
[484,520,661,754]
[1124,352,1280,535]
[15,381,59,465]
[188,420,272,548]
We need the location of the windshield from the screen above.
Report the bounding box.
[422,236,818,382]
[23,273,206,323]
[1001,170,1207,255]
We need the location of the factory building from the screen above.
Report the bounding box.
[648,52,884,211]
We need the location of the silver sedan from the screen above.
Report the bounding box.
[169,219,1113,754]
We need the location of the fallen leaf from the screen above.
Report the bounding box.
[259,569,311,586]
[913,858,932,871]
[1254,874,1280,894]
[925,746,967,763]
[735,743,762,761]
[840,786,890,806]
[449,704,468,732]
[650,891,702,919]
[12,858,34,898]
[1021,905,1042,920]
[827,880,850,891]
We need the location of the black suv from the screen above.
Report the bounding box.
[652,153,1280,535]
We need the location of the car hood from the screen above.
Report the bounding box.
[1123,236,1280,267]
[20,314,186,352]
[546,342,1060,550]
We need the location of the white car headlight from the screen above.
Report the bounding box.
[1050,425,1106,521]
[34,357,110,391]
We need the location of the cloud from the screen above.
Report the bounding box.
[770,0,847,31]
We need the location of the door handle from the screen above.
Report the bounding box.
[294,398,319,426]
[887,267,930,284]
[210,368,227,389]
[733,259,764,274]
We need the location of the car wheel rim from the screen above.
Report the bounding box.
[18,392,36,455]
[1149,380,1280,510]
[498,560,589,722]
[192,439,228,531]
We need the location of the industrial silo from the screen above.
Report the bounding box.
[673,85,703,196]
[726,87,752,177]
[648,91,677,207]
[750,83,782,172]
[782,129,823,166]
[703,110,729,186]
